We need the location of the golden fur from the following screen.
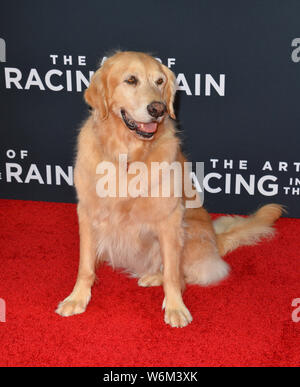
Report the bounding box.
[56,51,283,327]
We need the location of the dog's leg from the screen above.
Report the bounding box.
[183,230,230,286]
[56,204,96,317]
[159,206,192,328]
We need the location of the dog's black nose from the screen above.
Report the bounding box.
[147,101,166,118]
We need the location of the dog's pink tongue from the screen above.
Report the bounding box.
[138,122,158,133]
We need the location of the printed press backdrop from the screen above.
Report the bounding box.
[0,0,299,217]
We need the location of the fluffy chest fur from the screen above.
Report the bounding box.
[92,202,162,276]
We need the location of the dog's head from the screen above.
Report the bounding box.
[85,51,176,141]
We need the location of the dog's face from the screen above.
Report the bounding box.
[85,52,176,141]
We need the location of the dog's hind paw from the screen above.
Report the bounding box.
[138,273,163,287]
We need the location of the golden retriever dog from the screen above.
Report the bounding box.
[56,51,282,327]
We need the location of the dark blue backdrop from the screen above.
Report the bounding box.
[0,0,299,216]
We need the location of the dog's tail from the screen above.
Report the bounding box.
[213,204,284,256]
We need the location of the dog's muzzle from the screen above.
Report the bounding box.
[147,101,166,119]
[121,109,158,139]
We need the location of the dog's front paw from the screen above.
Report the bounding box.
[55,291,91,317]
[163,300,193,328]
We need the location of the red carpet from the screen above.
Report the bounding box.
[0,199,299,367]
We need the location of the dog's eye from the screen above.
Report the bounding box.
[156,78,164,86]
[125,76,138,85]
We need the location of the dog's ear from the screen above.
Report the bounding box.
[84,68,109,120]
[162,64,176,120]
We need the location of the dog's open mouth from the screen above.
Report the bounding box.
[121,109,158,139]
